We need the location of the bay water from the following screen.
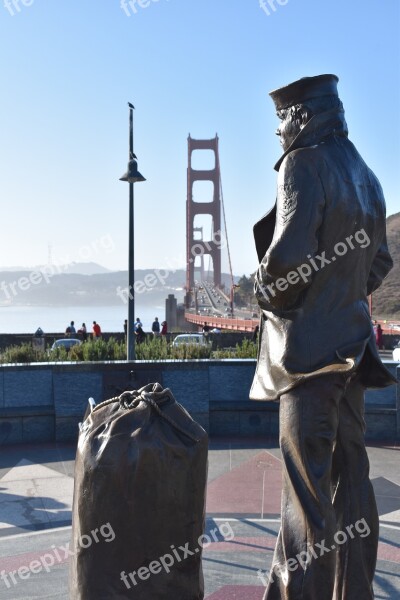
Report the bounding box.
[0,290,185,334]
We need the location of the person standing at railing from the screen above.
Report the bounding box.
[92,321,102,338]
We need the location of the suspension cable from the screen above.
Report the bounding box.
[216,148,234,291]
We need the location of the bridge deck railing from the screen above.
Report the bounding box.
[185,312,259,332]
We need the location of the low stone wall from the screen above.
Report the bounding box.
[0,360,398,445]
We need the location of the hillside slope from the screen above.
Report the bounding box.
[373,212,400,318]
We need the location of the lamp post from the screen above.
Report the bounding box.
[230,284,240,315]
[120,103,146,360]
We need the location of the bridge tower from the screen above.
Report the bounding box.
[193,226,205,281]
[186,134,221,293]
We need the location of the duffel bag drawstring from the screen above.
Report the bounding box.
[91,388,200,443]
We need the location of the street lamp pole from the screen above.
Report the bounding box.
[230,284,239,316]
[120,103,146,361]
[128,107,135,360]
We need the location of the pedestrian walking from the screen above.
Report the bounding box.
[375,323,383,350]
[92,321,102,338]
[78,323,88,342]
[65,321,76,337]
[151,317,160,336]
[135,325,146,345]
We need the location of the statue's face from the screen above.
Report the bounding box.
[275,107,302,151]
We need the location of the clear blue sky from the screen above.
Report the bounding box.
[0,0,399,277]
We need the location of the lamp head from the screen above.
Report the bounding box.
[119,157,146,183]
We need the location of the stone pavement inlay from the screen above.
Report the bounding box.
[0,459,73,533]
[0,442,399,598]
[206,585,264,599]
[206,450,282,517]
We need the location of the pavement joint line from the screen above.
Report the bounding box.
[375,475,400,488]
[0,519,398,541]
[0,525,71,541]
[379,523,400,531]
[211,518,400,530]
[261,470,266,520]
[212,518,281,523]
[375,494,400,499]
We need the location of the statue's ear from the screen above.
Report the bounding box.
[302,108,311,124]
[291,105,309,126]
[299,108,312,129]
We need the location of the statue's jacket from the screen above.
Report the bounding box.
[250,108,396,401]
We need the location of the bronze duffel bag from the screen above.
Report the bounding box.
[69,382,208,599]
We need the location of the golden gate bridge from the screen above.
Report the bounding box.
[182,135,396,337]
[184,135,258,332]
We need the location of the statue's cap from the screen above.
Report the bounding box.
[269,74,339,110]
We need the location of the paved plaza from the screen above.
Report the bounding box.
[0,438,399,598]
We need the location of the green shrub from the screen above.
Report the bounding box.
[135,336,212,360]
[234,338,258,358]
[0,343,47,364]
[68,343,85,361]
[171,343,212,360]
[135,336,170,360]
[69,338,124,361]
[47,345,69,361]
[212,338,257,359]
[105,337,127,360]
[81,338,109,361]
[0,336,256,364]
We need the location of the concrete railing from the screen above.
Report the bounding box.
[185,313,259,332]
[0,359,398,445]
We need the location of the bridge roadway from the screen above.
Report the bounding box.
[187,282,258,332]
[186,282,400,335]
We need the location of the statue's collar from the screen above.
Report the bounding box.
[274,108,348,172]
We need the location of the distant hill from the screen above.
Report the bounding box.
[1,229,397,314]
[56,262,112,275]
[0,262,111,276]
[373,212,400,319]
[0,267,238,307]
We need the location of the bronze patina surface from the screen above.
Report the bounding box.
[251,74,395,600]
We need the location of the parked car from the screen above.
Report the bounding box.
[393,343,400,362]
[50,338,82,352]
[172,334,211,347]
